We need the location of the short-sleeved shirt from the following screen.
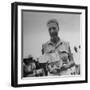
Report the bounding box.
[41,39,75,75]
[42,39,70,54]
[42,39,72,64]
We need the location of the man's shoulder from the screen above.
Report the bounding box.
[42,41,51,48]
[42,39,70,47]
[60,39,70,46]
[62,40,69,44]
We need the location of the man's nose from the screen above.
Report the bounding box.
[51,29,55,33]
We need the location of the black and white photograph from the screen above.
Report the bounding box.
[22,11,81,77]
[11,2,88,87]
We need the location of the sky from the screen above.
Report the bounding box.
[22,10,80,59]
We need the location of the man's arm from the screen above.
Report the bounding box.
[63,44,75,69]
[41,44,45,55]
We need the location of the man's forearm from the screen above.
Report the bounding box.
[66,61,75,68]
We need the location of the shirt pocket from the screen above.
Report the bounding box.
[45,45,55,53]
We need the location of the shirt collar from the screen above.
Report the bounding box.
[49,37,63,46]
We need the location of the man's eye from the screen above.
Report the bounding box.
[52,27,56,30]
[49,27,56,31]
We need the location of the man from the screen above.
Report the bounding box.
[42,19,75,75]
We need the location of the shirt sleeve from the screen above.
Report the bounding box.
[68,43,74,62]
[42,43,55,54]
[42,44,45,54]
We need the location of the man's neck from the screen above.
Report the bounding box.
[51,36,60,45]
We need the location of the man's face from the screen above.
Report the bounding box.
[49,25,59,38]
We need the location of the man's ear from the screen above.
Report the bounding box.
[42,48,44,54]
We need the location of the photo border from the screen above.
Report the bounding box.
[11,2,88,87]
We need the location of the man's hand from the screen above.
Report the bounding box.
[62,61,75,69]
[63,64,69,69]
[60,64,69,71]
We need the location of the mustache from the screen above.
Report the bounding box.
[51,32,58,36]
